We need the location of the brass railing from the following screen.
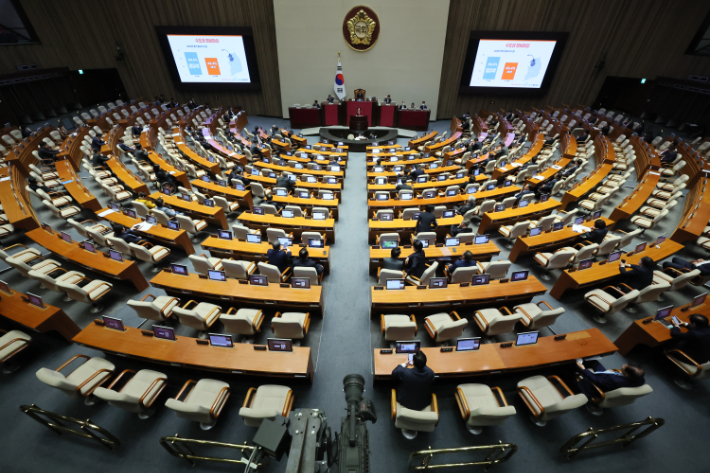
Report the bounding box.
[560,416,665,460]
[159,434,267,469]
[408,441,517,471]
[19,404,121,451]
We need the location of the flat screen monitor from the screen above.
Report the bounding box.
[691,293,707,309]
[331,165,341,172]
[171,263,188,275]
[235,183,246,191]
[312,211,326,220]
[529,226,542,237]
[446,189,457,197]
[411,212,421,220]
[417,176,427,183]
[574,216,584,225]
[208,270,226,281]
[249,274,268,286]
[102,315,125,331]
[374,166,384,172]
[456,337,481,351]
[218,230,232,240]
[429,277,448,289]
[467,186,477,194]
[655,306,673,320]
[608,251,622,263]
[26,292,44,308]
[445,237,459,247]
[276,188,287,196]
[519,200,529,208]
[592,210,602,220]
[395,340,421,354]
[202,175,210,182]
[540,194,550,203]
[109,250,123,262]
[125,209,137,218]
[162,187,173,196]
[553,222,564,231]
[181,194,192,202]
[108,203,120,211]
[459,31,569,97]
[472,274,490,286]
[429,163,438,169]
[292,277,310,289]
[504,180,512,187]
[155,26,261,92]
[83,241,96,253]
[0,279,11,295]
[269,172,279,179]
[308,239,324,248]
[656,234,666,245]
[511,270,528,281]
[268,338,293,352]
[381,240,398,249]
[218,179,227,187]
[386,279,405,290]
[208,333,233,348]
[474,168,481,176]
[376,193,389,201]
[146,215,158,225]
[299,191,310,198]
[424,191,436,199]
[487,183,496,191]
[153,325,176,341]
[60,231,72,243]
[375,178,386,185]
[278,237,292,248]
[443,210,455,218]
[322,193,335,202]
[516,331,539,346]
[635,242,647,253]
[168,221,179,231]
[253,207,264,215]
[578,259,593,270]
[379,213,393,221]
[419,240,430,248]
[495,203,505,212]
[246,233,261,243]
[475,234,489,244]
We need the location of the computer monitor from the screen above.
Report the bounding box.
[268,338,293,352]
[417,176,427,183]
[411,212,421,220]
[253,207,264,215]
[655,234,666,245]
[209,333,233,348]
[511,270,529,281]
[322,192,334,200]
[60,231,72,244]
[446,189,457,197]
[519,200,529,208]
[146,215,157,225]
[170,263,188,275]
[379,213,394,221]
[294,163,304,169]
[475,235,489,244]
[437,175,447,181]
[307,176,318,184]
[374,166,384,172]
[691,293,707,309]
[312,211,327,221]
[553,222,564,231]
[495,203,505,212]
[235,183,246,191]
[153,325,176,341]
[288,174,297,181]
[474,168,481,176]
[109,250,123,262]
[162,187,172,196]
[252,169,261,176]
[298,191,310,199]
[246,233,262,244]
[608,251,622,263]
[395,340,421,355]
[276,189,287,197]
[308,239,324,248]
[516,331,539,346]
[218,179,227,187]
[529,226,542,237]
[386,279,405,290]
[574,216,584,225]
[429,163,438,169]
[376,193,389,201]
[202,175,210,182]
[540,194,550,203]
[277,237,292,248]
[635,242,647,253]
[655,306,673,321]
[102,315,125,331]
[292,277,311,289]
[381,240,398,249]
[578,259,594,270]
[168,221,179,231]
[429,277,448,289]
[423,191,435,199]
[249,274,268,286]
[456,337,481,352]
[419,240,430,248]
[445,237,459,247]
[26,292,44,309]
[218,230,233,240]
[180,194,192,202]
[282,209,296,219]
[487,183,496,191]
[442,210,455,218]
[208,270,226,281]
[467,186,477,194]
[472,274,491,286]
[504,180,513,187]
[592,210,602,220]
[108,203,120,211]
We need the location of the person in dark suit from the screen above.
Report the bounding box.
[395,179,413,192]
[543,133,557,146]
[618,256,655,292]
[326,95,335,104]
[131,124,142,137]
[399,101,408,110]
[391,350,435,412]
[91,134,106,152]
[514,184,534,203]
[154,198,178,218]
[580,219,608,244]
[576,131,590,143]
[600,124,611,136]
[355,90,365,101]
[660,145,678,164]
[92,151,110,167]
[384,95,392,104]
[312,100,320,108]
[20,126,32,138]
[415,205,438,233]
[670,314,710,364]
[560,159,583,179]
[111,224,143,245]
[28,177,50,193]
[266,242,291,273]
[537,178,558,197]
[133,143,149,161]
[293,248,323,276]
[663,257,710,275]
[37,142,59,162]
[383,247,405,271]
[446,250,476,275]
[575,359,645,400]
[450,220,473,237]
[456,197,476,216]
[468,140,482,152]
[117,138,135,154]
[420,101,428,110]
[404,240,427,278]
[492,143,509,159]
[187,98,197,109]
[276,172,294,192]
[409,165,425,181]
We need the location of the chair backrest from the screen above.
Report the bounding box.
[531,307,565,329]
[401,208,419,220]
[600,384,653,408]
[222,259,252,279]
[301,231,322,242]
[418,262,439,285]
[266,228,287,243]
[284,205,304,217]
[177,215,199,233]
[413,232,437,245]
[536,215,556,232]
[611,289,640,312]
[132,201,150,217]
[596,235,620,256]
[378,269,403,285]
[547,249,575,269]
[451,266,479,283]
[106,236,132,255]
[293,266,319,285]
[635,280,671,304]
[260,204,278,215]
[384,315,416,340]
[435,316,467,342]
[272,315,304,339]
[189,254,215,276]
[508,221,531,240]
[379,233,400,246]
[483,260,510,279]
[557,209,578,225]
[257,262,282,283]
[572,244,599,263]
[231,224,253,240]
[127,299,164,321]
[375,209,394,220]
[478,200,496,214]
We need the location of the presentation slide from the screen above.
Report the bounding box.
[166,34,252,84]
[469,39,557,88]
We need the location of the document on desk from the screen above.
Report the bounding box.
[511,162,522,167]
[98,209,115,217]
[533,175,545,180]
[551,165,562,170]
[133,222,154,232]
[572,224,591,233]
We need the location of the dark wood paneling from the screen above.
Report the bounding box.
[438,0,710,118]
[0,0,281,116]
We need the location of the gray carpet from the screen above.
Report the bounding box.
[0,115,707,473]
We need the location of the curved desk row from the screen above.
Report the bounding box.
[237,212,336,243]
[368,242,500,275]
[55,160,101,212]
[0,287,80,341]
[367,184,519,214]
[478,199,561,235]
[148,192,228,230]
[369,215,462,244]
[190,179,254,212]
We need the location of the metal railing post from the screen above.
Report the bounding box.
[560,416,665,460]
[407,441,518,471]
[159,434,267,469]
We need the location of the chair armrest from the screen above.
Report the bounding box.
[491,386,509,407]
[665,349,704,376]
[75,368,114,395]
[473,311,489,332]
[281,267,292,281]
[139,293,157,302]
[547,375,575,397]
[203,307,221,326]
[138,377,167,409]
[303,312,311,334]
[431,393,439,425]
[500,306,513,315]
[106,369,136,391]
[450,310,461,321]
[87,282,112,298]
[181,300,199,310]
[282,390,294,416]
[518,386,545,417]
[175,379,197,402]
[210,386,231,419]
[604,285,626,297]
[55,354,91,373]
[618,283,634,292]
[226,307,237,315]
[424,318,437,339]
[391,389,397,420]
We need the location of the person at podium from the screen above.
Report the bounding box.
[356,107,362,117]
[384,95,392,104]
[326,94,334,104]
[420,101,428,110]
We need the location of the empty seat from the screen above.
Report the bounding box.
[177,215,208,242]
[584,286,639,323]
[533,248,575,280]
[165,378,231,430]
[172,301,222,338]
[517,375,587,426]
[56,277,112,313]
[405,262,438,286]
[391,390,438,439]
[271,311,310,340]
[188,254,224,276]
[475,260,511,280]
[474,307,521,336]
[130,242,171,272]
[514,301,565,329]
[221,308,264,336]
[455,383,517,434]
[424,312,468,342]
[652,269,701,292]
[258,261,291,283]
[222,259,257,280]
[664,348,710,390]
[381,314,417,341]
[36,355,115,402]
[377,232,400,246]
[94,369,168,418]
[127,294,179,322]
[0,329,32,372]
[239,385,294,427]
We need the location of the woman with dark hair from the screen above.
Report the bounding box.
[580,219,608,244]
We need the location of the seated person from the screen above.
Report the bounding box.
[383,247,405,271]
[92,151,111,167]
[560,159,583,178]
[670,314,710,364]
[450,220,473,237]
[384,95,392,104]
[264,194,283,212]
[409,165,425,180]
[37,141,60,163]
[514,184,534,202]
[662,257,710,275]
[446,250,476,274]
[131,124,142,137]
[399,101,408,110]
[292,248,324,276]
[276,171,294,192]
[312,100,320,108]
[58,124,70,139]
[543,133,557,146]
[492,143,509,159]
[117,138,135,154]
[134,143,149,161]
[618,256,655,293]
[420,101,428,110]
[111,223,143,245]
[154,198,178,218]
[391,350,435,411]
[415,205,438,233]
[580,219,608,244]
[91,133,106,152]
[575,359,645,400]
[404,240,426,278]
[410,102,416,109]
[135,192,155,209]
[660,145,678,164]
[266,242,291,273]
[456,197,476,216]
[468,140,482,152]
[537,178,558,196]
[28,177,50,193]
[153,165,176,189]
[575,130,590,143]
[396,179,413,192]
[326,94,335,104]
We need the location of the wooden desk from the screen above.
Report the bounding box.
[176,142,221,175]
[368,215,462,244]
[367,165,464,179]
[74,323,314,382]
[491,136,545,180]
[201,130,247,166]
[279,153,346,168]
[244,174,342,198]
[272,194,339,221]
[146,151,191,190]
[478,199,561,235]
[508,217,615,262]
[0,173,38,231]
[0,288,80,341]
[370,278,547,317]
[237,212,336,243]
[373,329,616,381]
[190,179,254,211]
[150,271,324,317]
[367,177,470,194]
[296,148,348,160]
[55,160,101,212]
[369,243,500,275]
[671,176,710,243]
[201,237,331,274]
[148,192,228,230]
[559,163,613,210]
[425,131,462,153]
[409,131,437,148]
[549,240,683,300]
[368,185,520,214]
[610,170,661,222]
[97,208,194,255]
[106,157,149,195]
[254,162,345,180]
[280,129,306,148]
[526,158,572,187]
[27,228,149,291]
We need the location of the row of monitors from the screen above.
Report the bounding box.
[375,188,547,203]
[101,316,296,350]
[168,264,312,288]
[383,270,529,290]
[253,159,342,172]
[248,169,340,183]
[253,208,330,219]
[41,225,129,262]
[655,294,707,324]
[373,171,469,186]
[273,189,335,199]
[371,160,455,173]
[381,235,488,249]
[395,332,540,353]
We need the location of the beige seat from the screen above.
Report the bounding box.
[652,268,701,292]
[584,286,639,323]
[424,312,468,343]
[293,266,322,285]
[455,383,517,434]
[391,390,439,438]
[165,378,231,430]
[381,314,417,341]
[188,254,223,276]
[266,228,293,244]
[172,300,222,338]
[568,243,599,266]
[56,277,113,313]
[27,267,84,293]
[405,262,438,286]
[514,301,565,329]
[43,199,81,219]
[36,355,115,403]
[130,242,171,272]
[271,311,310,340]
[232,224,260,240]
[127,294,179,322]
[377,268,404,285]
[583,373,653,415]
[258,261,291,283]
[596,235,621,257]
[220,308,264,337]
[517,375,588,426]
[447,265,479,283]
[0,329,32,373]
[377,232,400,246]
[412,232,437,246]
[93,369,168,418]
[239,385,294,427]
[177,214,208,242]
[499,221,531,249]
[533,248,575,280]
[474,307,521,336]
[664,349,710,390]
[475,260,511,280]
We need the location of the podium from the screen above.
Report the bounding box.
[349,116,368,132]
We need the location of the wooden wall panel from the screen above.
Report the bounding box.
[438,0,710,118]
[0,0,282,116]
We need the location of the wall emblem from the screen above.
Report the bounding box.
[343,7,380,52]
